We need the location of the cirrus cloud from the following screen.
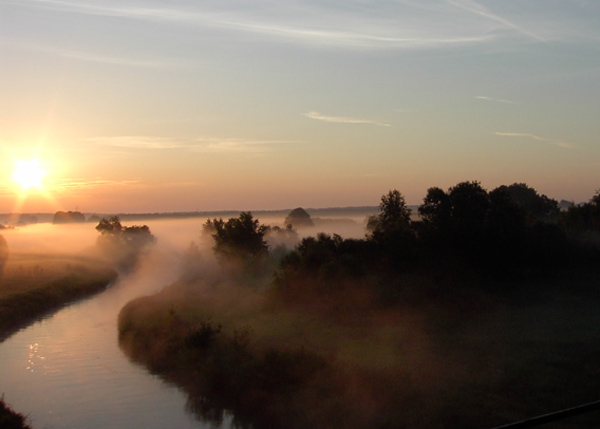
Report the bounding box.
[304,111,391,127]
[495,132,573,148]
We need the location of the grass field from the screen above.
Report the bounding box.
[0,252,117,340]
[118,271,600,428]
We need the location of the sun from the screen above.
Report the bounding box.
[12,159,46,190]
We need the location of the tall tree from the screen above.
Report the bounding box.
[367,189,412,234]
[204,212,269,266]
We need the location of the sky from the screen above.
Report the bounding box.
[1,0,599,214]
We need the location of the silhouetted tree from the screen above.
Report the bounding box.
[366,190,416,270]
[87,214,101,223]
[417,181,490,251]
[447,181,490,239]
[204,212,269,268]
[275,232,378,300]
[284,207,314,228]
[493,183,559,224]
[418,186,452,232]
[95,216,155,270]
[96,216,123,234]
[53,211,86,224]
[560,189,600,233]
[367,190,412,234]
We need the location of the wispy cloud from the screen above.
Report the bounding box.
[5,0,599,55]
[304,111,391,127]
[49,178,140,190]
[476,96,517,104]
[443,0,546,42]
[2,0,543,50]
[495,132,573,148]
[86,136,294,154]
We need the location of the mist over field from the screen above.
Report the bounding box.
[2,187,600,428]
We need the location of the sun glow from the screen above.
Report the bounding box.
[13,159,46,190]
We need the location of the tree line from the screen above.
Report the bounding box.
[200,181,600,302]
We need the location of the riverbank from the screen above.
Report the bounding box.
[0,254,117,341]
[0,396,32,429]
[0,253,117,428]
[118,270,600,428]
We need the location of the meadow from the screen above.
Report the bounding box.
[0,253,117,341]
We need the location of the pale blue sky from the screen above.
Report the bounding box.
[1,0,599,213]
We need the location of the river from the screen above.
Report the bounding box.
[0,220,232,429]
[0,214,366,428]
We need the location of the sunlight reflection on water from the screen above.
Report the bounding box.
[0,220,235,429]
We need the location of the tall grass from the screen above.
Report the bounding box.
[0,258,117,341]
[118,270,600,428]
[0,396,31,429]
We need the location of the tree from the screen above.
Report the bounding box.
[96,216,123,235]
[418,187,452,231]
[560,189,600,233]
[95,217,155,270]
[447,181,490,237]
[493,183,559,223]
[366,190,416,270]
[204,212,269,267]
[53,211,85,224]
[367,190,412,234]
[284,207,314,228]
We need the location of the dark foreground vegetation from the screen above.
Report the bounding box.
[0,396,32,429]
[118,181,600,428]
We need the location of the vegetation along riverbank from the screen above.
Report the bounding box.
[0,248,118,428]
[119,182,600,428]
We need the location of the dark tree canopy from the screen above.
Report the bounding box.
[448,181,490,236]
[419,186,452,230]
[95,216,155,270]
[418,181,490,241]
[493,183,559,223]
[561,189,600,233]
[284,207,314,228]
[367,190,412,234]
[204,212,269,265]
[96,216,123,235]
[53,211,86,224]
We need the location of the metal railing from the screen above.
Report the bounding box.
[491,399,600,428]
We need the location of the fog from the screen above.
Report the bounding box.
[3,210,600,427]
[1,211,369,293]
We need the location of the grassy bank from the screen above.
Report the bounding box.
[119,270,600,428]
[0,254,117,429]
[0,254,117,341]
[118,270,600,428]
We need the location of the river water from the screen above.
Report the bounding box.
[0,215,366,428]
[0,220,231,429]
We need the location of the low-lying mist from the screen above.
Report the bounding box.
[6,200,600,428]
[115,203,600,428]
